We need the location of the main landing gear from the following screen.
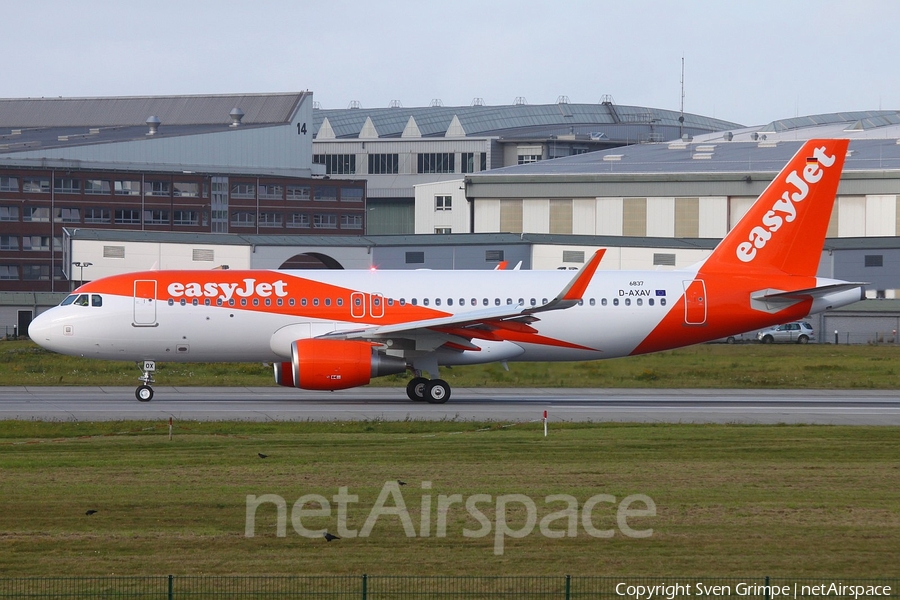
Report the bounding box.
[135,360,156,402]
[406,376,451,404]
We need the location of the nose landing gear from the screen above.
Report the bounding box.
[136,360,156,402]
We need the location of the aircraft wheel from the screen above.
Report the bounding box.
[406,377,429,401]
[424,379,451,404]
[136,385,154,402]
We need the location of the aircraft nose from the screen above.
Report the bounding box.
[28,310,56,347]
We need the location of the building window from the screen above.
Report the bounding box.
[314,154,356,175]
[54,178,81,194]
[865,255,884,267]
[675,197,700,238]
[0,265,18,280]
[55,208,81,223]
[434,227,451,234]
[144,209,170,225]
[0,206,18,221]
[258,212,283,228]
[23,265,51,281]
[114,209,141,224]
[368,153,399,175]
[85,179,111,195]
[0,235,18,250]
[115,180,140,195]
[405,251,425,264]
[231,183,256,199]
[287,213,310,228]
[192,249,214,262]
[549,199,572,234]
[622,198,648,237]
[341,187,364,202]
[0,176,19,192]
[287,185,310,201]
[340,214,363,229]
[231,211,255,227]
[145,181,171,196]
[259,184,284,200]
[23,177,50,193]
[314,187,338,202]
[103,245,125,259]
[418,153,454,174]
[480,153,487,171]
[23,236,50,251]
[174,182,200,197]
[174,210,200,226]
[499,200,523,233]
[461,153,475,174]
[23,207,51,222]
[653,253,677,266]
[485,250,504,262]
[435,195,452,211]
[84,207,111,224]
[313,213,337,229]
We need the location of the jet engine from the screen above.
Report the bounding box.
[273,339,407,391]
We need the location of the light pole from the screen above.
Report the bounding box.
[72,261,92,288]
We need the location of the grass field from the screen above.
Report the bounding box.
[1,421,897,577]
[3,338,900,389]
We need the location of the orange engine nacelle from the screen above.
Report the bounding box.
[273,339,407,391]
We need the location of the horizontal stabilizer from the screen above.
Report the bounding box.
[752,282,867,303]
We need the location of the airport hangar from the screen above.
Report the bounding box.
[0,91,739,298]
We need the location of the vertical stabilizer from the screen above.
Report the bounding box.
[702,139,849,276]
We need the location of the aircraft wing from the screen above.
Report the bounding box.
[318,250,605,342]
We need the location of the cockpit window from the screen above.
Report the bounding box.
[61,295,77,306]
[74,294,90,306]
[92,294,102,307]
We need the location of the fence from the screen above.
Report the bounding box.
[0,576,895,599]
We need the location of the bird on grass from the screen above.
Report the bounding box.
[323,532,340,542]
[85,509,98,516]
[258,453,268,459]
[397,480,407,486]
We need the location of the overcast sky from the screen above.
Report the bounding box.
[5,0,899,126]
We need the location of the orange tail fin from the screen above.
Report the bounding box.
[702,139,849,276]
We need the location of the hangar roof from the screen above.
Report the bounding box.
[313,102,743,139]
[469,137,900,179]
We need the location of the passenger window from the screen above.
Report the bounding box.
[206,299,212,306]
[265,298,271,306]
[507,298,513,305]
[625,298,631,306]
[301,299,307,306]
[542,298,548,305]
[447,298,453,306]
[228,299,235,306]
[192,299,199,306]
[288,298,295,306]
[660,298,667,306]
[313,298,319,306]
[386,299,393,306]
[240,299,246,306]
[637,298,642,306]
[91,295,102,307]
[648,298,654,306]
[423,298,430,306]
[518,298,524,305]
[483,298,488,306]
[168,299,174,306]
[217,298,224,306]
[336,298,343,306]
[494,298,500,306]
[471,299,476,306]
[324,298,331,306]
[530,298,537,306]
[435,298,441,306]
[589,298,595,306]
[613,298,619,306]
[601,298,608,306]
[459,298,465,306]
[399,298,406,306]
[252,299,259,306]
[412,298,418,306]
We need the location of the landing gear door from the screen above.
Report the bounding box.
[134,280,158,327]
[683,279,707,326]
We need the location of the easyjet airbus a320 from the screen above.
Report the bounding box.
[29,139,864,403]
